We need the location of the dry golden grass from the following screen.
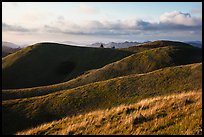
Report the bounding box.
[17,89,202,135]
[3,62,201,135]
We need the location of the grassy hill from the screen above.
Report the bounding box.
[2,43,202,100]
[2,63,202,134]
[16,90,202,135]
[2,42,131,89]
[120,40,194,53]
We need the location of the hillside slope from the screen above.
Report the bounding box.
[2,63,202,134]
[16,90,202,135]
[119,40,194,53]
[2,42,131,89]
[63,45,201,88]
[2,43,202,100]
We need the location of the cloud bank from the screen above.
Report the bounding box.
[160,11,201,26]
[2,23,30,32]
[2,11,202,42]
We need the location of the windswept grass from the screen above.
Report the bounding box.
[2,42,131,89]
[120,40,194,53]
[16,90,202,135]
[2,41,202,135]
[2,44,202,100]
[2,63,202,134]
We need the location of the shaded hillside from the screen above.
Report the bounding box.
[2,42,131,89]
[16,90,202,135]
[2,43,202,100]
[2,63,202,134]
[64,45,201,88]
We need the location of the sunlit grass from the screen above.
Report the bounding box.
[2,62,202,134]
[16,90,202,135]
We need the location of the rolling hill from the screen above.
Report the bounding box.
[2,62,202,134]
[2,42,131,89]
[2,40,202,135]
[16,90,202,135]
[2,41,202,100]
[119,40,195,53]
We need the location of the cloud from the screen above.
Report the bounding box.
[3,11,201,39]
[2,22,30,32]
[57,16,65,21]
[43,20,141,36]
[77,3,99,14]
[43,25,61,33]
[159,11,201,26]
[41,12,201,36]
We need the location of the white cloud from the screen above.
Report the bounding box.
[3,10,201,37]
[2,10,202,43]
[159,11,201,26]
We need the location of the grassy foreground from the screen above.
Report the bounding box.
[16,90,202,135]
[2,63,202,134]
[2,41,202,135]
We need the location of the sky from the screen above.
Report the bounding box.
[2,2,202,46]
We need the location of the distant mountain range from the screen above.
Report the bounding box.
[87,41,141,48]
[3,40,201,50]
[185,41,202,48]
[2,42,21,57]
[88,41,202,49]
[2,41,21,48]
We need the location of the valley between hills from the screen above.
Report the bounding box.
[2,40,202,135]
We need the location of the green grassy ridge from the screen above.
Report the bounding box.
[2,45,35,68]
[2,51,13,58]
[2,63,202,134]
[2,42,131,89]
[64,45,201,87]
[2,39,166,100]
[2,45,202,100]
[119,40,194,53]
[16,90,202,135]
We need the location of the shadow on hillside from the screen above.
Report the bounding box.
[56,61,76,75]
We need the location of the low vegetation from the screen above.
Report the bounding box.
[120,40,194,53]
[2,42,131,89]
[2,63,202,134]
[2,40,202,135]
[16,90,202,135]
[2,42,202,100]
